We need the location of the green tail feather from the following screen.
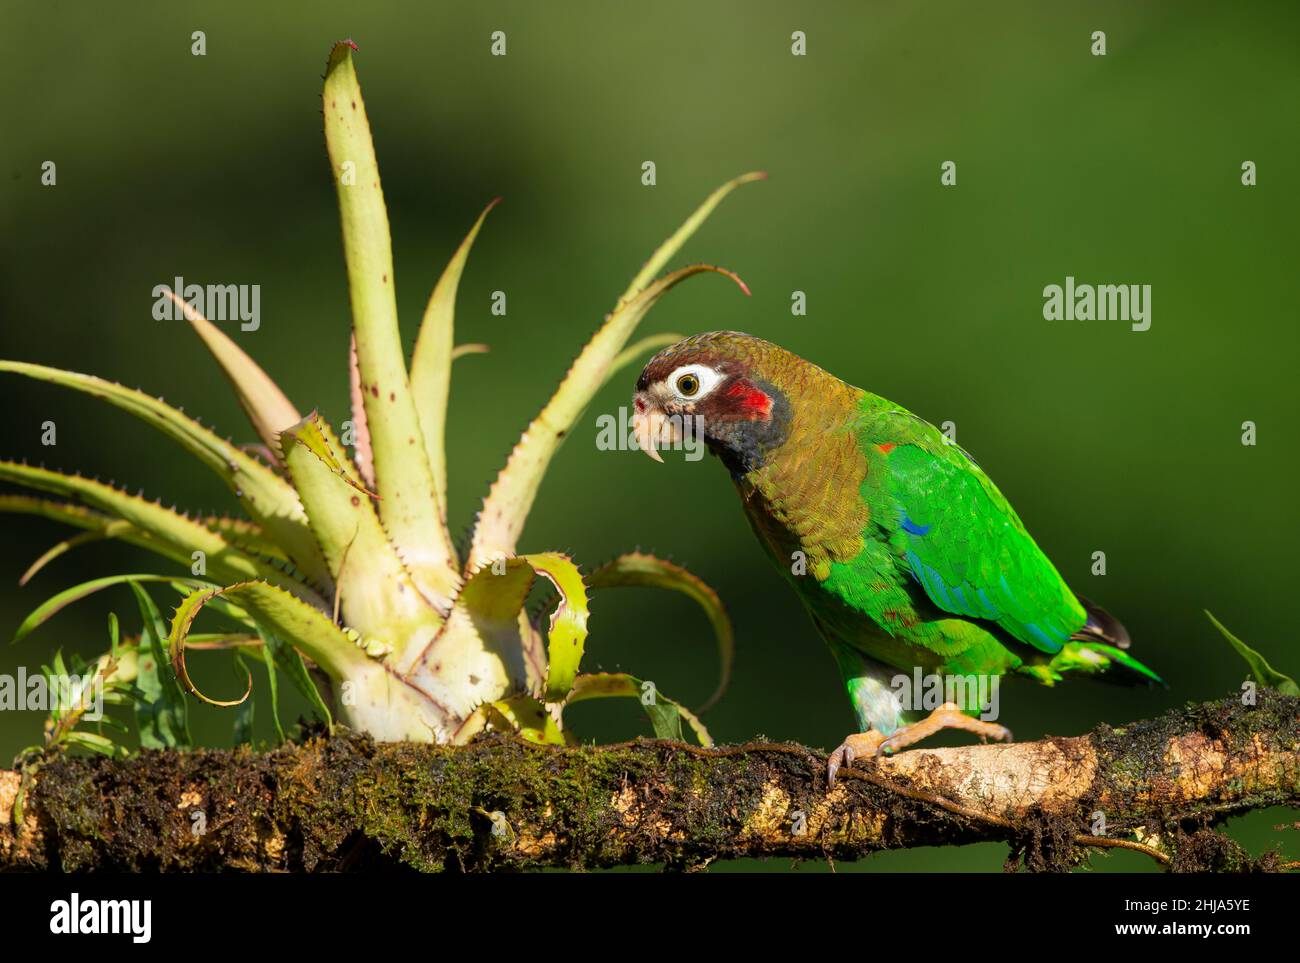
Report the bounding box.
[1044,640,1164,686]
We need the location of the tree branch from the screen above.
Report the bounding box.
[2,691,1296,872]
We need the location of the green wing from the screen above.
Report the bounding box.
[856,405,1086,653]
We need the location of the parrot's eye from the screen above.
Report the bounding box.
[665,363,723,402]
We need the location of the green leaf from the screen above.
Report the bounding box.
[525,554,591,703]
[259,629,333,730]
[13,573,208,644]
[469,263,749,569]
[643,701,684,741]
[1206,610,1299,696]
[323,41,458,605]
[0,495,278,577]
[410,197,500,528]
[464,693,565,746]
[231,651,255,746]
[130,581,191,747]
[107,611,121,655]
[0,494,115,531]
[588,551,734,712]
[261,643,285,743]
[64,730,123,758]
[169,579,374,689]
[622,171,765,298]
[565,672,712,746]
[19,527,119,586]
[134,641,180,748]
[280,412,442,660]
[0,361,329,585]
[0,461,322,603]
[198,515,291,564]
[166,289,302,463]
[406,552,588,716]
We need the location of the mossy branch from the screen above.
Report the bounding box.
[2,692,1296,872]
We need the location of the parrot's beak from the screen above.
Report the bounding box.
[631,400,666,463]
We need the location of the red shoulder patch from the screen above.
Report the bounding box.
[876,442,896,454]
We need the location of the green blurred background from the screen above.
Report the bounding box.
[2,1,1296,871]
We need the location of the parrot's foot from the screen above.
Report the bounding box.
[877,702,1012,755]
[826,730,887,788]
[825,703,1012,788]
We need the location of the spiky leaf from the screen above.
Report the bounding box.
[280,412,442,661]
[13,573,208,644]
[410,198,499,524]
[566,672,712,746]
[258,629,333,730]
[0,461,321,602]
[469,263,748,568]
[167,290,301,462]
[622,171,765,297]
[169,579,374,690]
[347,334,376,490]
[0,362,329,585]
[323,41,458,604]
[407,552,587,716]
[588,551,734,712]
[130,581,191,747]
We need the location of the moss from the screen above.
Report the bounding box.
[10,691,1296,872]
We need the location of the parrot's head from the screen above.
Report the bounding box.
[632,331,794,473]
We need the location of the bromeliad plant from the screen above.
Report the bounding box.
[2,42,759,748]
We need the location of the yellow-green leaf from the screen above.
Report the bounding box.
[566,672,712,746]
[14,573,208,644]
[483,693,565,745]
[280,412,442,659]
[0,361,329,585]
[166,289,301,463]
[469,263,748,569]
[410,198,500,531]
[407,552,587,715]
[19,525,127,585]
[323,41,458,605]
[169,579,373,689]
[621,171,765,299]
[450,343,490,361]
[0,461,321,603]
[1206,610,1299,696]
[587,551,734,712]
[347,333,375,489]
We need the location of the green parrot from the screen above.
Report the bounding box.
[631,331,1161,785]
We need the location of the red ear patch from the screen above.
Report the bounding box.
[726,380,772,418]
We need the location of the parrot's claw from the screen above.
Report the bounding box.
[826,730,887,789]
[826,704,1013,789]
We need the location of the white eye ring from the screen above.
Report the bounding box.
[665,364,724,402]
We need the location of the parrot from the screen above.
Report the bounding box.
[630,331,1161,786]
